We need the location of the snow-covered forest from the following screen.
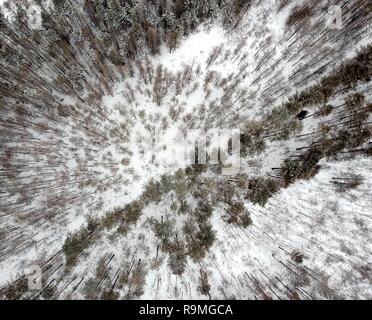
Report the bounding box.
[0,0,371,300]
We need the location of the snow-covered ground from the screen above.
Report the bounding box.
[0,0,371,299]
